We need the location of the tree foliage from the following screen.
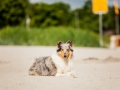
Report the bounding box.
[29,2,70,27]
[70,0,115,32]
[0,0,118,33]
[0,0,28,28]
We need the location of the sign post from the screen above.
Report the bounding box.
[99,13,103,47]
[114,0,119,35]
[92,0,108,47]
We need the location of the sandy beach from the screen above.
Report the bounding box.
[0,46,120,90]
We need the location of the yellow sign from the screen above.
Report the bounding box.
[92,0,108,14]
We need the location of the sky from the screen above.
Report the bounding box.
[29,0,120,10]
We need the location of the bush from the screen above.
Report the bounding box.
[0,26,103,47]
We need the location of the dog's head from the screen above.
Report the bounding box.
[57,40,73,61]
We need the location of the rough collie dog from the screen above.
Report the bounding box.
[29,41,76,78]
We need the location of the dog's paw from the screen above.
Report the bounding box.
[55,73,65,77]
[67,72,77,78]
[71,74,77,78]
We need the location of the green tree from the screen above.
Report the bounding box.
[69,0,116,33]
[29,2,70,27]
[0,0,29,28]
[102,7,115,32]
[69,0,98,32]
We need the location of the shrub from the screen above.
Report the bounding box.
[0,26,107,47]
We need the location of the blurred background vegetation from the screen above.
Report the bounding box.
[0,0,117,47]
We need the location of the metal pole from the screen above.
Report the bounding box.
[99,13,103,47]
[115,15,119,35]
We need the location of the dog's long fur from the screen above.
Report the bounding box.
[29,56,57,76]
[29,41,76,78]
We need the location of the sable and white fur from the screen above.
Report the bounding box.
[29,41,76,78]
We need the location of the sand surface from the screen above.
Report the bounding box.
[0,46,120,90]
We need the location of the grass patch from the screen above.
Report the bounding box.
[0,26,109,47]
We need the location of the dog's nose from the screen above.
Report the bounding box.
[64,55,67,58]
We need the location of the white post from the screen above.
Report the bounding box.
[26,15,30,30]
[99,13,103,47]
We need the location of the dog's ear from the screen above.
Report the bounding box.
[67,40,73,47]
[57,41,63,52]
[57,41,63,48]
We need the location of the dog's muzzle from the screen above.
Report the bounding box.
[64,54,67,58]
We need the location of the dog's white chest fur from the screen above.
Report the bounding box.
[51,51,73,74]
